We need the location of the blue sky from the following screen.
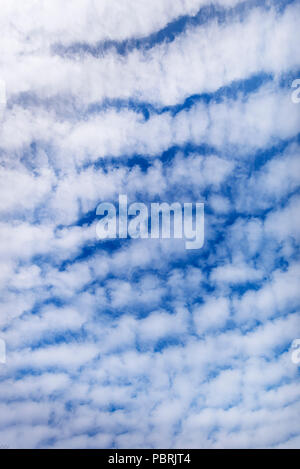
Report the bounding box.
[0,0,299,449]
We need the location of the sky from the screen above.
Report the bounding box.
[0,0,300,449]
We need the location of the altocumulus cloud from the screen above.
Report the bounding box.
[0,0,300,449]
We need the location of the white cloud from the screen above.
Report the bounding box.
[2,2,299,106]
[0,0,299,451]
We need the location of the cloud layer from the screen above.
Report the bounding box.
[0,0,299,449]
